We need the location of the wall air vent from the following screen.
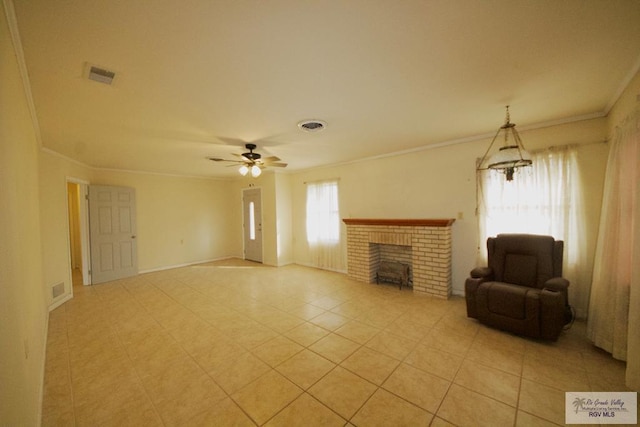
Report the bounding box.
[52,282,65,298]
[298,119,327,132]
[87,65,116,85]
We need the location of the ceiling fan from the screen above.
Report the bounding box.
[208,143,287,177]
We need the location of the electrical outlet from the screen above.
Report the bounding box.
[457,211,464,220]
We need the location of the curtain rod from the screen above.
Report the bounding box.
[303,178,341,185]
[532,139,607,154]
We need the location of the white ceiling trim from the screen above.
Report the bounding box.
[295,110,608,175]
[4,0,42,148]
[41,147,234,181]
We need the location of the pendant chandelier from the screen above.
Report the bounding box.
[477,106,532,181]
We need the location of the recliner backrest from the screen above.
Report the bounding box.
[487,234,563,289]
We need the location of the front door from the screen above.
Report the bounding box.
[89,185,138,284]
[243,188,263,263]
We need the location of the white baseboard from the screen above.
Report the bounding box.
[38,303,50,427]
[451,289,465,297]
[49,293,72,311]
[294,261,348,275]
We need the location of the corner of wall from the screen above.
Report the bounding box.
[1,0,49,423]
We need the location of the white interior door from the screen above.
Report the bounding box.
[89,185,138,284]
[243,188,263,263]
[78,183,91,285]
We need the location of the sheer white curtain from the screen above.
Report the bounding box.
[477,145,589,316]
[306,179,343,271]
[587,106,640,361]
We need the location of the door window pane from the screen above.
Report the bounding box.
[249,201,256,240]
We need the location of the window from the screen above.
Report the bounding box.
[249,201,256,240]
[479,147,580,241]
[306,180,340,245]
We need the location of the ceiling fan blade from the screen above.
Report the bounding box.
[208,157,244,164]
[261,156,281,163]
[212,145,286,170]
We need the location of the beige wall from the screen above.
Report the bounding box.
[38,150,243,306]
[291,117,609,296]
[275,172,294,266]
[0,1,48,423]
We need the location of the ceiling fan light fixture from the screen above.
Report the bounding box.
[298,119,327,132]
[210,144,285,177]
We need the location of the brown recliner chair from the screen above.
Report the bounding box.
[465,234,571,340]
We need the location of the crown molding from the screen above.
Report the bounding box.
[3,0,42,148]
[295,110,608,175]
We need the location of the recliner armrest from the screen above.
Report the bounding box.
[465,277,485,319]
[470,267,493,280]
[539,288,566,340]
[543,277,570,316]
[543,277,569,293]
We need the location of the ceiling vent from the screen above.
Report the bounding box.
[87,65,116,85]
[298,120,327,132]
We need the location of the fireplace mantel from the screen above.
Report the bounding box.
[343,218,455,227]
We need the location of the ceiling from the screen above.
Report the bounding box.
[13,0,640,178]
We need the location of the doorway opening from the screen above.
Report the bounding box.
[66,179,91,293]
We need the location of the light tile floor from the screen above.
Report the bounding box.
[42,259,633,426]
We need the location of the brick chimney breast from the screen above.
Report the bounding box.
[343,218,455,299]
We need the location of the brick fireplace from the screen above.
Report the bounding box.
[343,218,455,299]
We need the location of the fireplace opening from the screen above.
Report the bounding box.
[376,260,411,289]
[371,243,413,288]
